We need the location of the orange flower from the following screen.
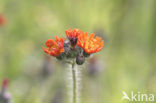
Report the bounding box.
[2,78,9,89]
[65,28,83,47]
[42,36,64,56]
[77,32,104,54]
[0,14,6,26]
[65,28,82,39]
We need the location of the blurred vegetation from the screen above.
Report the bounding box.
[0,0,156,103]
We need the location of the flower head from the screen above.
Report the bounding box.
[65,28,83,47]
[42,36,64,57]
[77,32,104,54]
[0,14,6,26]
[0,78,12,103]
[2,78,8,89]
[42,29,104,64]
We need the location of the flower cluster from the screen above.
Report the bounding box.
[42,28,104,65]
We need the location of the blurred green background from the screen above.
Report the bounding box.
[0,0,156,103]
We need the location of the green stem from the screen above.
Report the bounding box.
[72,61,76,103]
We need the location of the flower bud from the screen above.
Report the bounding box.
[69,37,77,47]
[0,78,11,103]
[76,55,85,65]
[64,40,70,53]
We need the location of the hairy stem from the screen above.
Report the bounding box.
[72,61,76,103]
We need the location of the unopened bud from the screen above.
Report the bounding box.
[76,55,85,65]
[64,40,70,53]
[69,37,78,47]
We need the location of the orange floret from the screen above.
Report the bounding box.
[65,28,83,47]
[77,32,104,54]
[65,28,82,39]
[42,36,64,56]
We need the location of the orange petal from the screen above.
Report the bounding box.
[89,33,95,40]
[42,47,50,54]
[45,39,55,48]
